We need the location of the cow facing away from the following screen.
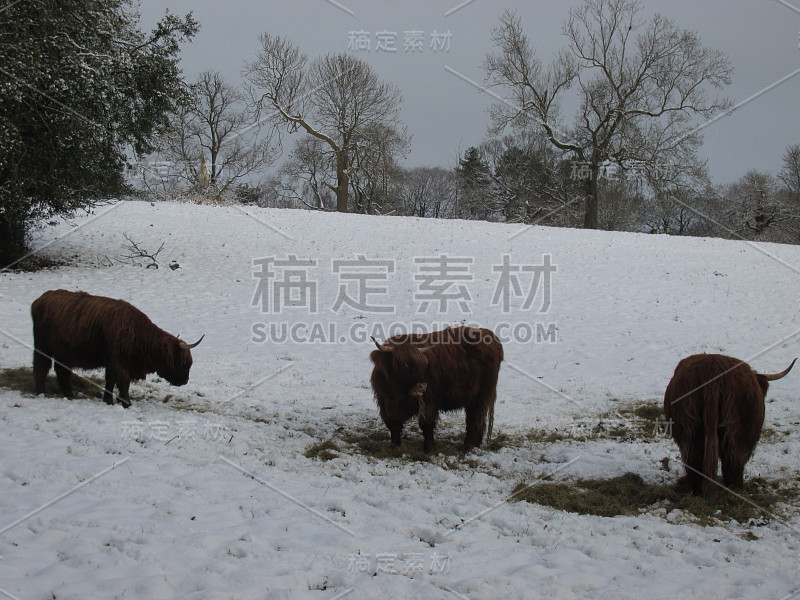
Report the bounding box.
[31,290,204,407]
[370,326,503,453]
[663,353,796,496]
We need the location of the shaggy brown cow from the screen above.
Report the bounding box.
[31,289,204,407]
[663,353,796,495]
[370,326,503,453]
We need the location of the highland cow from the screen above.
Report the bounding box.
[663,353,796,495]
[370,326,503,453]
[31,289,203,407]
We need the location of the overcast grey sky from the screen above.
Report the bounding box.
[139,0,800,185]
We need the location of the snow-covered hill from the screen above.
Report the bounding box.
[1,201,799,599]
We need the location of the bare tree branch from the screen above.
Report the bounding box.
[484,1,732,228]
[244,34,404,212]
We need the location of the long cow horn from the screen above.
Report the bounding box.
[762,358,797,381]
[186,334,205,349]
[369,336,394,352]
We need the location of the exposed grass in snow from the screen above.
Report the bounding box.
[516,400,668,444]
[293,395,800,527]
[0,366,105,399]
[512,473,800,526]
[304,439,340,461]
[308,425,471,463]
[0,366,178,404]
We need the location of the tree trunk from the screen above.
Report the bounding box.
[583,165,599,229]
[0,211,27,266]
[336,152,349,213]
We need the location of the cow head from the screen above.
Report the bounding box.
[158,334,204,386]
[370,336,431,444]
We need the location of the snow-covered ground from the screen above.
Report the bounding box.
[1,200,799,599]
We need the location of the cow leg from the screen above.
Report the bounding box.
[420,421,436,453]
[721,418,760,491]
[463,403,490,453]
[419,404,438,453]
[33,350,52,395]
[116,372,132,409]
[103,369,117,405]
[672,423,706,495]
[720,436,750,490]
[389,425,402,446]
[681,439,708,495]
[721,457,745,490]
[54,363,73,398]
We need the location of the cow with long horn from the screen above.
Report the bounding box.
[663,353,796,496]
[31,289,204,407]
[369,326,503,453]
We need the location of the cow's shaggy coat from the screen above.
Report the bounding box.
[663,353,795,495]
[31,289,202,407]
[370,326,503,453]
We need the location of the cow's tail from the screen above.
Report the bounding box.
[701,379,721,496]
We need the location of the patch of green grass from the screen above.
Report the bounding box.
[0,366,105,399]
[335,425,474,463]
[520,401,669,445]
[629,402,664,423]
[484,431,511,451]
[512,472,800,526]
[304,440,340,461]
[760,427,792,443]
[512,472,671,518]
[525,429,576,444]
[0,367,176,404]
[602,401,667,441]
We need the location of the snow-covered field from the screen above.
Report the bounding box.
[1,200,799,599]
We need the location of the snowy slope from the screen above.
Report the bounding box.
[1,200,799,599]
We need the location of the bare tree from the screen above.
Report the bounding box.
[394,167,458,218]
[639,183,708,235]
[244,34,405,212]
[350,123,411,214]
[484,1,732,229]
[779,144,800,201]
[454,135,583,226]
[277,136,336,210]
[719,170,800,242]
[483,134,584,226]
[153,71,275,200]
